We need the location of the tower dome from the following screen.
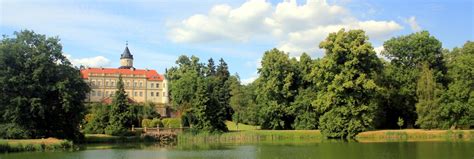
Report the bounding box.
[119,42,134,69]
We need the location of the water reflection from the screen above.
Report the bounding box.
[1,140,473,159]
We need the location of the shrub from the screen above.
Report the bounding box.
[162,118,182,128]
[142,119,152,128]
[142,118,162,128]
[0,123,31,139]
[150,118,163,128]
[83,105,110,134]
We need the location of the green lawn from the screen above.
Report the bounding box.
[225,121,260,131]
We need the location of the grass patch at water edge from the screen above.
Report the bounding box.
[356,129,474,142]
[0,138,74,153]
[178,130,323,144]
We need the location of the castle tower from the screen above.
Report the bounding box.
[119,42,134,69]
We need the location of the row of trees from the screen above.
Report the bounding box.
[166,29,472,138]
[221,29,473,138]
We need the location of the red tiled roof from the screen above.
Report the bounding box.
[80,68,164,81]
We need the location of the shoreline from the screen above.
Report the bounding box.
[1,129,472,153]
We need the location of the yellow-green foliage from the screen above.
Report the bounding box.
[142,118,162,128]
[162,118,181,128]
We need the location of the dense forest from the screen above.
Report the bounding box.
[167,29,473,138]
[0,29,472,140]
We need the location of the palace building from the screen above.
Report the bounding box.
[80,44,169,108]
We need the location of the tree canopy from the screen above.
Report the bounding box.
[0,30,89,141]
[314,29,382,138]
[166,56,230,132]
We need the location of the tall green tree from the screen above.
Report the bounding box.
[166,55,201,114]
[291,53,319,130]
[439,41,474,129]
[415,63,442,129]
[255,49,298,129]
[0,30,89,141]
[314,29,382,138]
[380,31,446,128]
[216,58,233,120]
[105,76,132,136]
[230,81,259,126]
[166,56,228,132]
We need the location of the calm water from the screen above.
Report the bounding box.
[1,141,472,159]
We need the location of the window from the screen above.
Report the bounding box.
[105,91,109,96]
[139,82,142,87]
[156,92,160,97]
[98,91,102,96]
[111,81,115,86]
[92,81,96,86]
[150,92,154,96]
[139,92,143,97]
[150,83,154,88]
[106,81,109,86]
[156,83,160,88]
[134,92,137,96]
[98,81,101,86]
[127,81,130,86]
[92,91,96,96]
[134,82,137,87]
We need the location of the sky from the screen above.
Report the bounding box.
[1,0,473,84]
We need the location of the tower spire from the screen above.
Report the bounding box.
[119,42,134,69]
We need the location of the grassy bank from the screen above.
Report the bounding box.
[0,138,74,153]
[179,122,474,144]
[356,129,474,142]
[178,130,323,144]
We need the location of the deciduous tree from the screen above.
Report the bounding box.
[0,30,89,141]
[315,29,382,138]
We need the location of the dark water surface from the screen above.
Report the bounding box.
[1,141,472,159]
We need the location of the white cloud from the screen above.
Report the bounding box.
[65,54,111,68]
[169,0,403,57]
[241,75,258,85]
[374,45,384,54]
[169,0,272,43]
[405,16,421,32]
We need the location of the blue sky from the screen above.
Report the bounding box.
[1,0,473,84]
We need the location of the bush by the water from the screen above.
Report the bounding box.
[83,104,110,134]
[141,118,163,128]
[162,118,182,128]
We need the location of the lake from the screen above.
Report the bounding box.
[0,141,472,159]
